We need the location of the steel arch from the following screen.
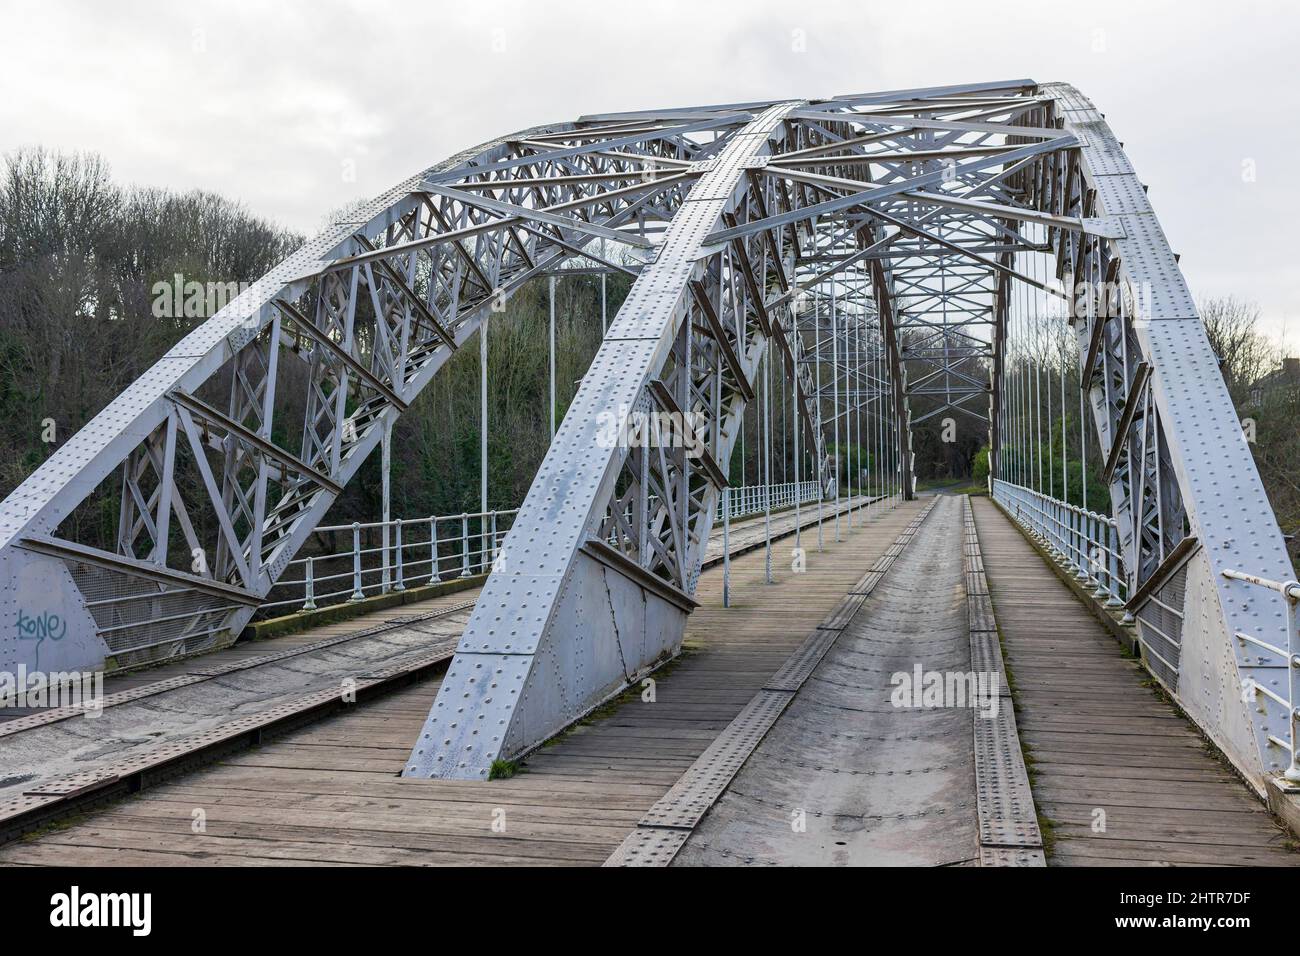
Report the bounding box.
[406,78,1098,778]
[0,79,1289,795]
[0,113,766,673]
[1029,83,1294,793]
[405,81,1293,787]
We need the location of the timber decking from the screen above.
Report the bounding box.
[0,495,876,801]
[0,498,919,867]
[971,496,1299,867]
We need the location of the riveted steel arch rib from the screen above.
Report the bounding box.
[1038,83,1292,792]
[404,104,813,779]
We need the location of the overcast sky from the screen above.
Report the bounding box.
[4,0,1297,346]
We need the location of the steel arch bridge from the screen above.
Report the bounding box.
[1,79,1292,794]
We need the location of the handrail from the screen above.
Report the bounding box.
[724,481,822,519]
[1222,567,1300,783]
[260,508,518,613]
[260,483,824,616]
[991,478,1128,607]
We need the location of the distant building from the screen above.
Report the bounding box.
[1253,357,1300,404]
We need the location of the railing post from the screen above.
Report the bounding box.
[490,510,499,570]
[1070,508,1084,579]
[430,517,440,583]
[1107,521,1126,611]
[459,513,471,577]
[393,520,405,592]
[350,522,365,601]
[722,487,731,608]
[1284,586,1300,782]
[1048,499,1057,555]
[1072,510,1086,581]
[301,556,317,612]
[1063,504,1073,566]
[1090,515,1107,597]
[1077,512,1090,584]
[816,477,824,552]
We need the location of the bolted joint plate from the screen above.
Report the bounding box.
[405,653,532,779]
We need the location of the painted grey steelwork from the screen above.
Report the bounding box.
[990,83,1296,794]
[0,79,1291,795]
[405,102,833,778]
[0,114,752,674]
[405,78,1109,780]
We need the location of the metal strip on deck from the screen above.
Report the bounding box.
[0,647,455,841]
[0,599,477,739]
[763,628,840,692]
[968,593,997,634]
[603,827,693,866]
[637,689,794,829]
[962,496,1044,867]
[968,629,1009,697]
[818,594,868,630]
[849,570,883,595]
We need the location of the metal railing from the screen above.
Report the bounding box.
[1220,568,1300,783]
[263,482,823,616]
[261,509,519,614]
[725,481,822,519]
[992,478,1128,606]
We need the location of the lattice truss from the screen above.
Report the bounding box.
[405,80,1200,779]
[2,80,1291,788]
[0,112,758,665]
[1030,115,1184,590]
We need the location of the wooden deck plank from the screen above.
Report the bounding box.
[0,498,918,867]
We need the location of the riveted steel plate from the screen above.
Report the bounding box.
[819,594,867,630]
[764,628,840,692]
[407,651,533,778]
[969,629,1009,696]
[638,689,793,829]
[24,770,120,797]
[850,570,883,595]
[973,705,1041,848]
[0,675,203,739]
[604,826,692,867]
[980,846,1046,867]
[408,103,808,778]
[0,792,62,823]
[968,593,997,635]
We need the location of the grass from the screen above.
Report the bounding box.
[488,759,520,780]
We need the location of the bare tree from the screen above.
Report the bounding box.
[1200,296,1277,399]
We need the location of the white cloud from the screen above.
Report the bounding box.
[2,0,1296,344]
